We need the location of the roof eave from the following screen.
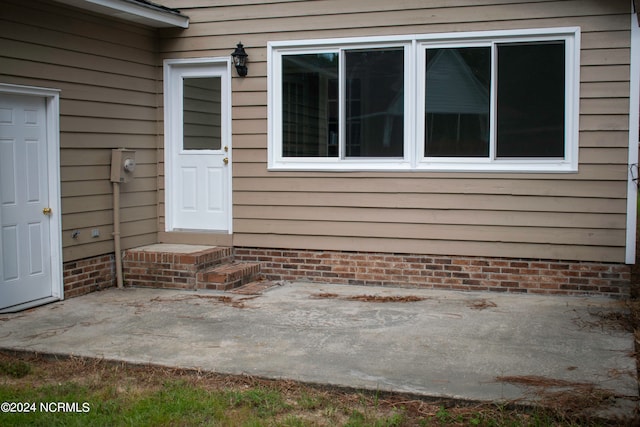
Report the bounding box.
[52,0,189,28]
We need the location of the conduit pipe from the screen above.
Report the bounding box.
[113,181,124,288]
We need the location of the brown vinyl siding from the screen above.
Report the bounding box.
[1,0,160,262]
[160,0,630,262]
[158,0,632,263]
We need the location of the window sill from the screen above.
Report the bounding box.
[268,159,578,173]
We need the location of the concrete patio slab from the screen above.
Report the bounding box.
[0,282,637,416]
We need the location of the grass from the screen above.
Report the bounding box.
[0,352,631,426]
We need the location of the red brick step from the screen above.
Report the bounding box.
[197,262,262,291]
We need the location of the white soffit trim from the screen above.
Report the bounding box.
[53,0,189,28]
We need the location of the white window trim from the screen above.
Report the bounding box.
[268,27,580,173]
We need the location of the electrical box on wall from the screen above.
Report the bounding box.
[110,149,136,183]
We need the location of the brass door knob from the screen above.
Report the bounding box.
[223,157,229,165]
[42,207,52,215]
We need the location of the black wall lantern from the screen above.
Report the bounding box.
[231,42,248,77]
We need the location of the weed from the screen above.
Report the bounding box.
[226,386,290,417]
[296,392,325,410]
[435,405,450,423]
[0,359,31,378]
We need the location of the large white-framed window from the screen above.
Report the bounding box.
[268,27,580,172]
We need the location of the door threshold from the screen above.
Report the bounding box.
[159,231,233,246]
[0,296,61,314]
[172,229,230,234]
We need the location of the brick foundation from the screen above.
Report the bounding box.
[234,247,631,298]
[63,254,115,298]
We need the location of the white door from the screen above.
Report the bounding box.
[165,60,232,232]
[0,93,54,311]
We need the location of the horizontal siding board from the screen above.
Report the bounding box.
[233,133,269,149]
[232,178,626,199]
[581,65,629,83]
[580,115,629,131]
[233,192,626,214]
[62,218,156,247]
[0,66,157,107]
[61,134,158,149]
[61,117,157,135]
[232,106,267,120]
[579,147,628,164]
[61,177,156,198]
[0,57,156,94]
[62,206,157,230]
[62,192,156,214]
[60,148,156,166]
[581,48,631,66]
[0,38,156,80]
[61,100,157,121]
[579,98,630,114]
[234,205,625,229]
[580,81,630,98]
[234,219,623,247]
[579,131,629,148]
[581,30,631,49]
[62,225,157,261]
[63,233,157,262]
[61,164,156,182]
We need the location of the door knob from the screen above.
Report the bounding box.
[42,207,52,215]
[223,157,229,165]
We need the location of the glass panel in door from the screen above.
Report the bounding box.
[183,77,222,150]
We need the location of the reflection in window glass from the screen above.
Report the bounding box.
[183,77,221,150]
[282,53,339,157]
[345,49,404,157]
[425,47,490,157]
[496,42,565,158]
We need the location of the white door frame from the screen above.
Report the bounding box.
[163,57,233,233]
[0,83,63,311]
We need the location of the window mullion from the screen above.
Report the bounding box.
[339,48,345,160]
[489,41,497,162]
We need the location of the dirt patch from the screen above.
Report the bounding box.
[496,375,620,419]
[466,299,497,310]
[572,307,634,332]
[231,280,284,295]
[311,293,427,303]
[149,294,257,309]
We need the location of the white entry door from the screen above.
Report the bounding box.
[164,59,232,232]
[0,91,58,311]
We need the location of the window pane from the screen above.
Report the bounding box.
[282,53,339,157]
[496,42,565,158]
[425,47,490,157]
[183,77,221,150]
[345,49,404,157]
